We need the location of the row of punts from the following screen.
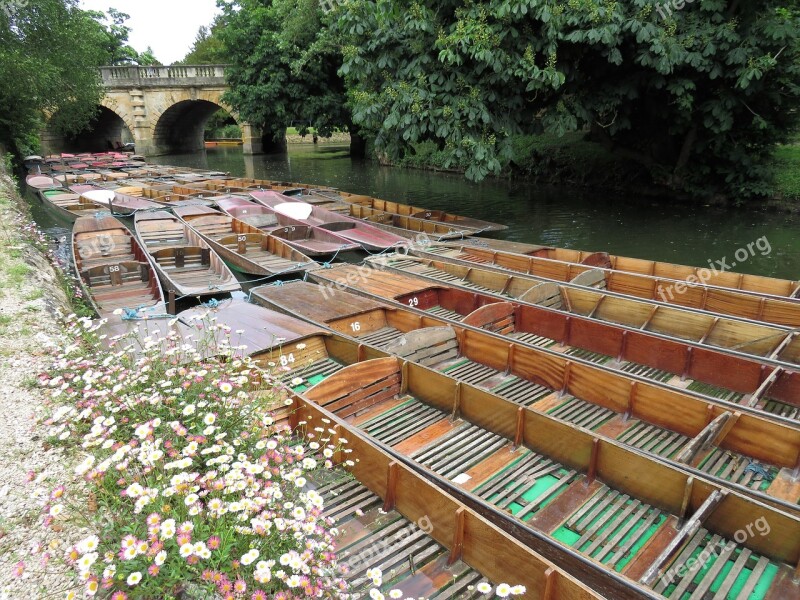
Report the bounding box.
[25,160,800,599]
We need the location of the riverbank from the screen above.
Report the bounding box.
[0,163,84,597]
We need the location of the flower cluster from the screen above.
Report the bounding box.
[39,315,349,599]
[36,313,524,600]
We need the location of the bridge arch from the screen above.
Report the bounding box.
[41,103,134,154]
[150,98,239,153]
[39,65,270,156]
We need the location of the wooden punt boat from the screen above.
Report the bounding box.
[362,254,800,368]
[293,357,800,599]
[250,190,408,252]
[172,204,315,277]
[251,281,800,510]
[215,195,361,256]
[25,174,60,190]
[38,189,103,220]
[418,244,800,327]
[309,188,508,234]
[79,189,164,214]
[133,211,241,298]
[305,264,800,423]
[296,396,606,600]
[348,204,475,241]
[72,214,165,316]
[216,307,800,599]
[455,237,800,300]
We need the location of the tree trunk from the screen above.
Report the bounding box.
[350,132,366,158]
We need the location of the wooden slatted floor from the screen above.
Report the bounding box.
[314,471,493,598]
[546,396,616,430]
[411,424,509,480]
[696,450,778,491]
[653,527,775,599]
[361,399,445,446]
[555,485,666,573]
[616,421,690,460]
[473,451,577,522]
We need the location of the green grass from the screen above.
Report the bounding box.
[5,263,29,287]
[773,142,800,202]
[286,126,316,136]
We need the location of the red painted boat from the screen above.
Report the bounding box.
[215,195,360,257]
[250,190,408,252]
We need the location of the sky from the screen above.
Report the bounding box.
[79,0,221,65]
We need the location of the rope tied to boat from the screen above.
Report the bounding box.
[744,461,774,482]
[202,298,221,309]
[121,305,174,321]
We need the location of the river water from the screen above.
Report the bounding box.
[152,145,799,279]
[27,144,799,279]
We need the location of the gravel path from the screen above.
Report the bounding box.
[0,171,79,599]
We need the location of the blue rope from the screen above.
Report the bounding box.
[202,298,221,309]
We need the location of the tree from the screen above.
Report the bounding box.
[334,0,800,199]
[180,19,228,64]
[82,8,161,65]
[219,0,350,142]
[0,0,109,155]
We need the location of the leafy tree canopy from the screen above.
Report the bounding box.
[332,0,800,198]
[82,8,161,65]
[0,1,104,154]
[179,17,228,64]
[219,0,350,139]
[0,2,159,156]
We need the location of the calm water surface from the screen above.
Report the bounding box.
[27,145,798,280]
[151,146,799,279]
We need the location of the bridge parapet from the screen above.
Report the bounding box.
[100,64,228,88]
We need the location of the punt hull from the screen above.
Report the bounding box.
[250,280,800,512]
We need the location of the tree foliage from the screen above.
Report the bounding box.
[0,1,159,156]
[332,0,800,198]
[180,18,228,65]
[0,0,106,155]
[219,0,350,139]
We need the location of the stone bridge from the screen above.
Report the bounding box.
[41,65,266,156]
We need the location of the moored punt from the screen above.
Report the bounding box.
[312,188,508,233]
[417,244,800,327]
[250,281,800,511]
[305,265,800,423]
[215,195,361,256]
[363,254,800,368]
[456,238,800,300]
[133,211,241,298]
[188,300,800,599]
[229,312,800,599]
[172,204,315,277]
[251,190,409,252]
[72,214,164,316]
[25,174,60,190]
[79,189,165,214]
[293,359,800,599]
[38,189,103,220]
